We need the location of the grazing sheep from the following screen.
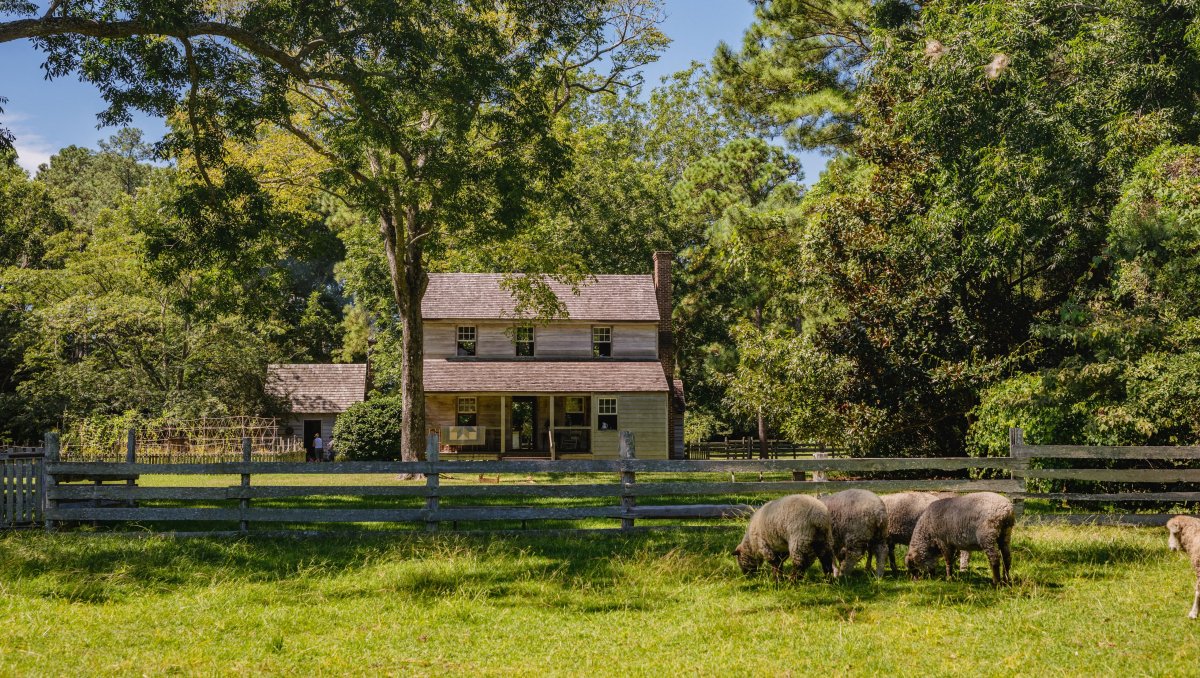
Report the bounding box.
[867,492,972,575]
[905,492,1014,585]
[1166,515,1200,619]
[820,489,889,577]
[734,495,836,580]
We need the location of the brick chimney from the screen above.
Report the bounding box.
[653,251,684,458]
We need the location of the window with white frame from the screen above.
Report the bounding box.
[592,326,612,357]
[456,326,476,357]
[597,397,618,430]
[456,396,478,426]
[515,325,535,357]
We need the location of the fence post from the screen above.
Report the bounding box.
[126,428,137,508]
[812,450,829,483]
[240,437,251,533]
[1009,427,1026,518]
[425,433,440,532]
[43,432,59,532]
[619,431,636,531]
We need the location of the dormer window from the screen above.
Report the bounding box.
[515,326,535,357]
[456,326,476,356]
[592,326,612,357]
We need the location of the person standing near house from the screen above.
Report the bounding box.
[313,434,325,463]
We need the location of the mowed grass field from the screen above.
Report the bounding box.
[0,522,1197,676]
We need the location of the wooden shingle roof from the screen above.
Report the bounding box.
[422,274,660,321]
[424,359,670,393]
[266,363,368,414]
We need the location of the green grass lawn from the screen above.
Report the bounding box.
[0,523,1196,676]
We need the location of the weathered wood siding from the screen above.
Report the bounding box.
[592,393,668,460]
[424,321,658,359]
[611,324,658,358]
[282,416,336,443]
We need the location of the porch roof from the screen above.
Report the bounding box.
[424,359,670,393]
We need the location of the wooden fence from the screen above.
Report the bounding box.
[42,431,1023,532]
[30,426,1200,533]
[1,444,46,528]
[1010,427,1200,525]
[685,438,847,460]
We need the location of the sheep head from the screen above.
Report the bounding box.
[733,544,761,575]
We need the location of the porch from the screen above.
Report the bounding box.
[427,394,601,459]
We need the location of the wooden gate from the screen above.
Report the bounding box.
[1,447,45,528]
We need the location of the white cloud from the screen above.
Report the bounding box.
[4,111,57,174]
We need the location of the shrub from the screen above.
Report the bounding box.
[331,396,404,461]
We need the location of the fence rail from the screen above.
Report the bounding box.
[685,438,846,460]
[28,426,1200,533]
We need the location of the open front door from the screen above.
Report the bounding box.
[510,397,537,452]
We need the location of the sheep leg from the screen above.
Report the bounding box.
[958,550,970,573]
[768,554,786,582]
[984,546,1003,586]
[872,541,888,578]
[791,550,816,581]
[999,533,1012,583]
[1190,579,1199,620]
[888,543,898,576]
[817,543,835,576]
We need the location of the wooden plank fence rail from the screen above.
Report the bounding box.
[1008,427,1200,525]
[686,439,847,460]
[41,430,1028,533]
[36,426,1200,532]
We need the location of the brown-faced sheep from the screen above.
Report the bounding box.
[868,492,972,575]
[873,492,941,575]
[1166,515,1200,619]
[734,494,836,580]
[820,489,889,577]
[905,492,1014,585]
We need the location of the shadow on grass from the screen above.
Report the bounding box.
[0,525,1165,610]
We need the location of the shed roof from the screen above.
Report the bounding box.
[266,363,368,414]
[424,359,670,393]
[422,274,660,321]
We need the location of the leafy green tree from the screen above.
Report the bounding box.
[972,144,1200,451]
[1,0,667,464]
[712,0,874,150]
[671,138,806,454]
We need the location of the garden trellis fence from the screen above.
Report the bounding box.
[1,443,46,528]
[35,427,1200,533]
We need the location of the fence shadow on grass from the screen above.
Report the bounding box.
[0,526,1168,609]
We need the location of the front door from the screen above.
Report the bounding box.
[510,397,537,452]
[303,420,322,460]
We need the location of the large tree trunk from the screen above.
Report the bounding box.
[381,204,429,475]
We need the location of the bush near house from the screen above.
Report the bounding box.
[331,396,404,461]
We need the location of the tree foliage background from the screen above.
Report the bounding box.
[3,0,1200,458]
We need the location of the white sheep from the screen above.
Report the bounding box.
[820,489,889,577]
[1166,515,1200,619]
[734,494,835,580]
[905,492,1014,585]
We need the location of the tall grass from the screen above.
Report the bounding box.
[0,523,1195,675]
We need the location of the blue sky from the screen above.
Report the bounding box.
[0,1,827,181]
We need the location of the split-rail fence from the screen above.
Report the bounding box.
[10,427,1200,533]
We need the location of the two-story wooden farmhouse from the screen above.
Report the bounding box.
[423,252,683,460]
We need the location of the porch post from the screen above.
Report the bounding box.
[499,395,506,457]
[549,396,556,461]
